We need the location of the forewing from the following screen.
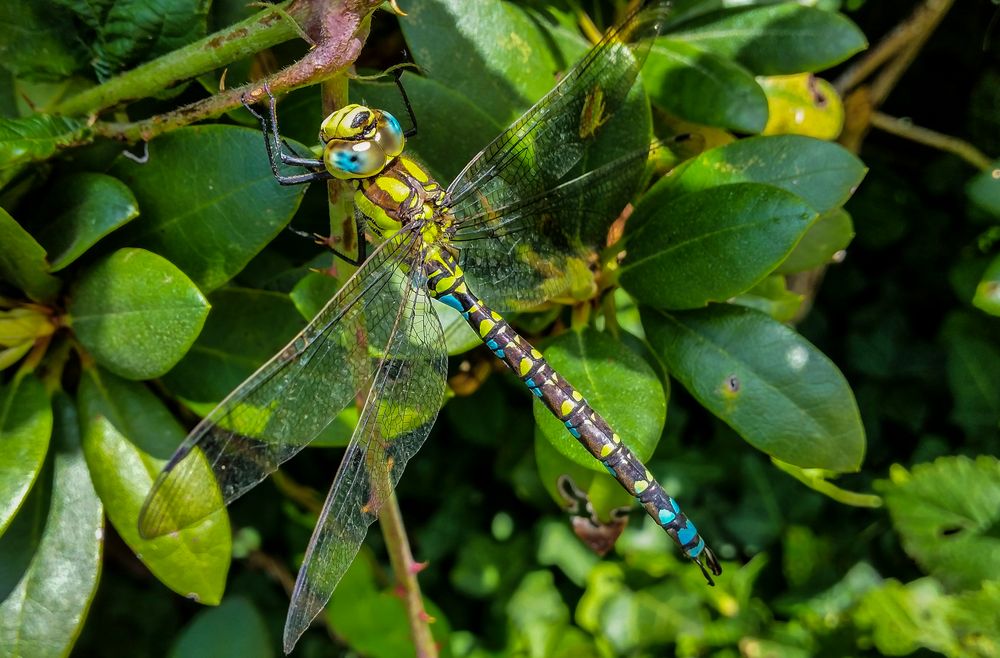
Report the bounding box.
[453,144,657,309]
[445,3,669,211]
[138,231,421,538]
[282,260,447,652]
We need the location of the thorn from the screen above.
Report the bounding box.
[418,610,436,623]
[409,560,429,575]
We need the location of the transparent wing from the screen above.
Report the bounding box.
[138,230,422,538]
[444,3,669,211]
[283,253,447,652]
[452,144,657,309]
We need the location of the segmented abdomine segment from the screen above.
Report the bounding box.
[424,247,722,584]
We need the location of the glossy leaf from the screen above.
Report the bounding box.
[644,38,768,133]
[880,455,1000,590]
[643,304,865,471]
[941,312,1000,434]
[776,208,855,274]
[759,74,844,139]
[34,173,139,271]
[69,248,210,380]
[168,597,271,658]
[78,367,230,605]
[0,394,103,658]
[0,374,52,536]
[663,135,867,214]
[110,126,307,292]
[161,287,304,406]
[0,115,89,184]
[533,328,666,472]
[0,208,61,303]
[671,5,867,75]
[972,252,1000,316]
[620,183,817,309]
[399,0,565,127]
[0,3,86,81]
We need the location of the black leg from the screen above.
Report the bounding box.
[393,69,418,139]
[307,208,368,266]
[242,82,326,183]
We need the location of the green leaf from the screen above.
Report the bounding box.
[729,275,804,323]
[672,5,867,75]
[161,287,304,406]
[0,2,88,81]
[110,126,307,292]
[0,394,103,658]
[0,374,52,536]
[78,367,230,605]
[507,571,571,657]
[69,248,210,380]
[854,578,958,657]
[776,208,855,274]
[879,455,1000,590]
[168,597,272,658]
[644,38,768,133]
[643,304,865,471]
[664,135,867,214]
[399,0,564,127]
[941,312,1000,434]
[59,0,211,81]
[0,208,61,303]
[533,328,666,472]
[0,115,90,186]
[34,173,139,271]
[620,183,817,309]
[972,252,1000,316]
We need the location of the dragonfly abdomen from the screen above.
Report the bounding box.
[425,253,722,583]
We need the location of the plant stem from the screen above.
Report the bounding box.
[379,489,438,658]
[870,112,994,171]
[67,0,383,143]
[53,2,300,117]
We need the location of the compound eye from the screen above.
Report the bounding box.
[323,139,387,180]
[373,110,405,159]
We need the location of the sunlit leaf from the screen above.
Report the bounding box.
[0,374,52,536]
[0,394,103,658]
[78,366,230,605]
[69,248,210,380]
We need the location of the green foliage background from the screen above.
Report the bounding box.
[1,1,998,657]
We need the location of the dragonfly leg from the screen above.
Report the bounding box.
[393,67,418,139]
[242,82,330,185]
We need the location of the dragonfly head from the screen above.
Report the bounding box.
[319,104,406,180]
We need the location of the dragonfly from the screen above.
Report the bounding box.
[139,2,721,653]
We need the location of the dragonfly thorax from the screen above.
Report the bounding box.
[354,155,449,240]
[320,104,405,180]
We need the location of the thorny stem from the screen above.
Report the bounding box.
[55,0,383,143]
[379,489,438,658]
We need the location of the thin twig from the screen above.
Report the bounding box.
[870,112,994,171]
[81,0,383,143]
[379,489,438,658]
